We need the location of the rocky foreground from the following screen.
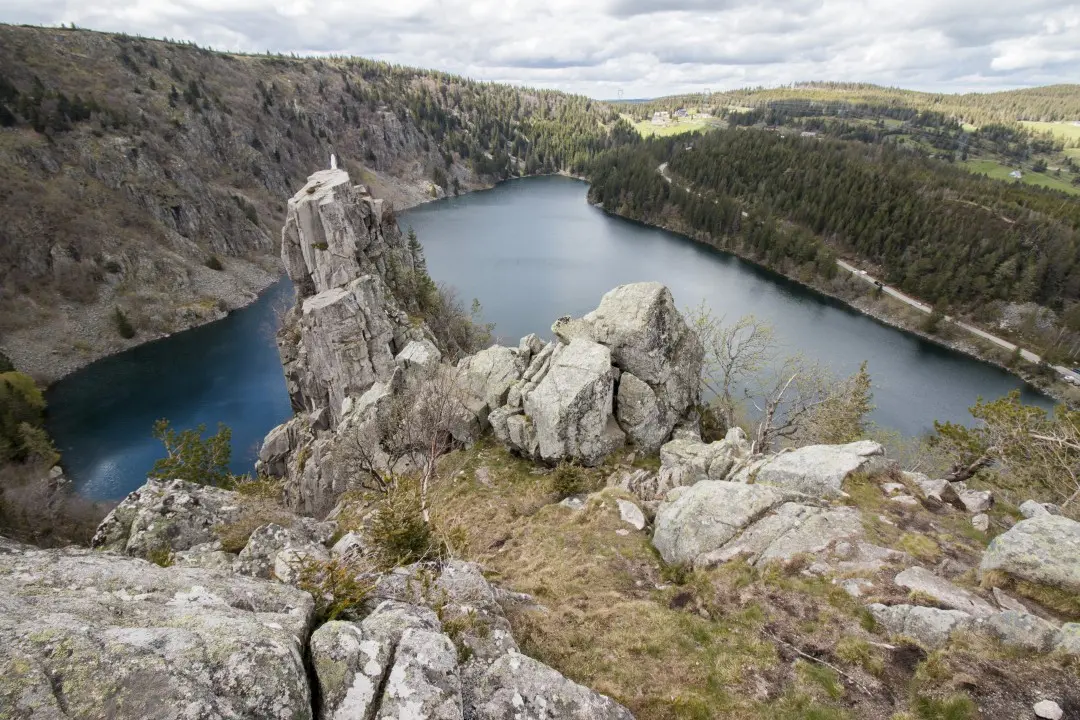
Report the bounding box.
[4,169,1080,719]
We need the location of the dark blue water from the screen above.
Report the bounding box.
[46,278,294,500]
[403,175,1051,436]
[49,176,1051,500]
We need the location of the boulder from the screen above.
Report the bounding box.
[867,603,974,648]
[379,629,463,719]
[472,652,634,720]
[1054,623,1080,656]
[1034,700,1064,720]
[552,282,703,453]
[91,478,244,559]
[396,338,442,369]
[311,600,443,719]
[909,474,962,508]
[0,536,314,720]
[616,499,647,531]
[971,513,990,532]
[705,503,863,569]
[517,333,546,363]
[980,515,1080,594]
[958,489,994,513]
[893,567,996,617]
[459,345,525,419]
[615,372,665,451]
[736,440,884,497]
[523,338,624,466]
[605,468,681,508]
[658,427,752,487]
[652,481,787,566]
[331,531,368,564]
[235,523,331,583]
[1020,500,1060,519]
[986,610,1057,652]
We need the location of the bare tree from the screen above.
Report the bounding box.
[746,355,835,452]
[689,305,873,453]
[335,366,468,522]
[689,302,776,431]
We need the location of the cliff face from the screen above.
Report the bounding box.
[0,25,619,382]
[260,168,705,516]
[276,169,428,424]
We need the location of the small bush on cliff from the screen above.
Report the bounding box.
[0,461,109,547]
[113,307,136,338]
[294,556,373,623]
[149,419,234,488]
[0,371,55,464]
[366,477,436,569]
[550,461,586,498]
[204,255,224,271]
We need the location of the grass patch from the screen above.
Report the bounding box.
[1020,120,1080,143]
[214,498,298,553]
[912,693,977,720]
[420,441,1080,719]
[623,112,722,138]
[962,156,1080,196]
[898,533,941,563]
[982,570,1080,619]
[835,636,885,677]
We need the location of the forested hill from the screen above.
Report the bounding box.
[0,24,630,380]
[621,82,1080,128]
[587,130,1080,358]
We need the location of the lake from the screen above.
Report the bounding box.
[46,278,295,500]
[48,175,1050,500]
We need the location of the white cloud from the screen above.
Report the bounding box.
[2,0,1077,97]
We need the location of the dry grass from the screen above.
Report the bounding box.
[214,496,299,553]
[427,444,1022,719]
[417,442,1080,718]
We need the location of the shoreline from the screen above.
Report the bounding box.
[21,170,1064,405]
[586,200,1066,404]
[2,255,283,387]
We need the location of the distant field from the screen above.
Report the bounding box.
[1021,120,1080,142]
[962,157,1079,196]
[624,113,723,137]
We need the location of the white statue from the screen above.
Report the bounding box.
[330,153,337,170]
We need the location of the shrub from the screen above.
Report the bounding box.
[0,372,50,464]
[16,422,59,466]
[147,544,174,568]
[0,461,110,547]
[922,307,945,334]
[204,255,224,271]
[148,419,233,487]
[0,351,13,372]
[293,556,373,623]
[550,461,585,498]
[366,478,436,569]
[113,307,136,338]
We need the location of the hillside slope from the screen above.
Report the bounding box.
[0,24,624,382]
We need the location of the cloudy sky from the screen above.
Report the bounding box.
[3,0,1078,98]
